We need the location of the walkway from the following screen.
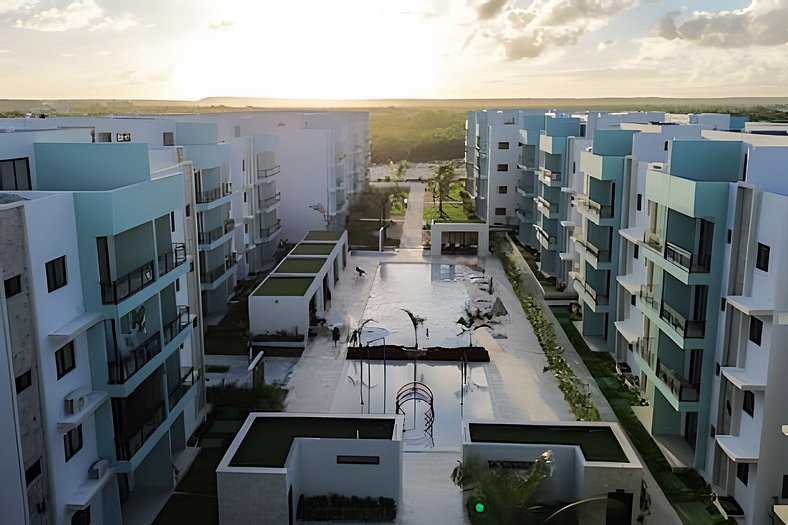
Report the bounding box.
[400,182,426,248]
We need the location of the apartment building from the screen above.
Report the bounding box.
[0,129,206,524]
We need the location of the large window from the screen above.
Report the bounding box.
[496,163,508,172]
[0,157,31,190]
[497,185,508,194]
[56,341,76,379]
[497,141,509,150]
[45,256,67,292]
[749,317,763,346]
[162,132,174,147]
[494,207,506,215]
[64,425,83,462]
[756,242,770,271]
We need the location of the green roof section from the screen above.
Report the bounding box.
[230,417,396,468]
[291,243,336,256]
[254,277,315,297]
[468,423,628,463]
[304,230,344,242]
[275,257,327,274]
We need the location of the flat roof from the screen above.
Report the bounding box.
[254,277,315,296]
[230,416,396,468]
[275,257,327,274]
[468,423,628,463]
[304,230,344,242]
[291,243,336,255]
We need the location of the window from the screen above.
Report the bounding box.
[663,140,669,151]
[630,295,636,307]
[743,391,755,416]
[162,132,174,147]
[56,341,76,379]
[175,279,180,292]
[15,370,32,393]
[636,194,643,211]
[494,207,506,216]
[721,298,726,311]
[497,141,509,149]
[496,163,508,172]
[244,224,249,234]
[185,204,191,217]
[782,475,788,499]
[170,212,176,233]
[243,192,247,203]
[503,117,515,125]
[572,162,576,174]
[337,455,380,465]
[0,157,31,190]
[71,507,91,525]
[737,462,749,485]
[727,229,732,244]
[497,185,508,194]
[756,243,770,271]
[710,425,715,438]
[25,459,41,486]
[4,275,22,298]
[633,245,639,260]
[45,256,67,292]
[715,362,720,376]
[242,159,245,172]
[749,317,763,346]
[96,132,111,143]
[116,133,131,142]
[64,425,83,462]
[234,125,241,138]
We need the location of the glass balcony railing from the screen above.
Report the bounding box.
[638,284,660,312]
[587,197,614,220]
[198,225,224,245]
[107,331,162,384]
[257,165,281,180]
[196,187,222,204]
[100,260,155,305]
[168,367,199,410]
[258,192,281,211]
[634,337,656,369]
[158,243,187,277]
[665,241,710,273]
[162,305,191,346]
[657,360,699,402]
[575,237,611,264]
[536,196,560,214]
[116,401,166,460]
[258,219,282,240]
[643,229,664,252]
[660,301,706,339]
[516,208,534,222]
[200,254,238,284]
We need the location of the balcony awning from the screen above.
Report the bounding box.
[617,272,643,295]
[48,312,103,344]
[615,317,642,344]
[560,220,577,228]
[716,435,759,463]
[619,227,645,245]
[721,367,766,391]
[726,295,773,316]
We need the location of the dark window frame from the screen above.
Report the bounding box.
[494,207,506,216]
[56,341,76,380]
[336,455,380,465]
[64,425,83,462]
[496,163,508,172]
[15,370,32,393]
[749,317,763,346]
[736,462,749,485]
[497,141,509,150]
[45,256,67,292]
[756,242,770,272]
[0,157,32,190]
[497,185,508,194]
[743,390,755,417]
[4,275,22,298]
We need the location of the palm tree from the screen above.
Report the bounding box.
[456,303,492,347]
[427,162,457,219]
[400,308,425,349]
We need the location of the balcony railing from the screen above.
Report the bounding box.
[639,284,660,312]
[657,360,699,402]
[116,401,166,460]
[108,331,162,384]
[200,254,238,284]
[643,229,664,252]
[224,218,235,234]
[665,241,710,273]
[516,208,534,222]
[100,260,155,305]
[257,165,281,180]
[196,187,223,204]
[575,237,611,264]
[158,243,187,277]
[634,337,656,369]
[259,219,282,240]
[576,278,608,306]
[536,196,560,214]
[258,192,281,210]
[162,305,191,345]
[587,198,614,220]
[534,226,557,248]
[540,169,562,185]
[660,301,706,339]
[198,225,225,245]
[516,184,535,196]
[168,367,199,411]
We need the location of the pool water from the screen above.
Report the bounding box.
[331,359,494,451]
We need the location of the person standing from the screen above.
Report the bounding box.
[332,326,341,347]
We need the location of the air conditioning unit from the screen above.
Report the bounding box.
[89,459,110,480]
[64,387,90,415]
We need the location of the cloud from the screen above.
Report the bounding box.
[490,0,638,59]
[657,0,788,47]
[208,19,233,30]
[0,0,36,13]
[596,39,614,51]
[477,0,508,21]
[15,0,136,31]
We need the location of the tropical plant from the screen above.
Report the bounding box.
[456,303,492,346]
[427,162,457,219]
[400,308,425,349]
[451,451,555,523]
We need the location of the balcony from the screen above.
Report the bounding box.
[108,331,162,384]
[634,337,656,370]
[168,367,199,411]
[162,305,192,346]
[586,197,614,222]
[257,165,281,181]
[639,284,660,313]
[664,240,711,274]
[258,219,282,243]
[198,220,234,246]
[656,360,699,402]
[534,225,558,250]
[100,260,155,305]
[539,168,562,186]
[536,196,560,218]
[660,301,706,340]
[574,277,609,308]
[258,192,281,212]
[116,401,166,461]
[643,229,664,252]
[516,208,534,223]
[516,184,535,198]
[573,236,611,268]
[195,186,225,204]
[157,243,187,278]
[201,253,238,285]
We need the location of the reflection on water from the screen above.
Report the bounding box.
[331,360,494,451]
[361,264,473,348]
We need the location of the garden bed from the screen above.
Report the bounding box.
[297,494,396,522]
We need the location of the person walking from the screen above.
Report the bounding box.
[332,326,341,347]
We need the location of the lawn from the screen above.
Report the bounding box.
[423,181,479,223]
[345,186,408,248]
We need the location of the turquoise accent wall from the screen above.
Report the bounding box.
[545,117,580,137]
[592,129,638,156]
[668,140,743,182]
[176,122,218,145]
[34,143,150,190]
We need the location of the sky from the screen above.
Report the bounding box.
[1,0,787,100]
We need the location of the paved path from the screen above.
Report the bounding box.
[400,182,425,248]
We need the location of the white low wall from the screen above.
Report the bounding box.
[430,222,490,256]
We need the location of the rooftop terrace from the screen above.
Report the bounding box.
[254,277,315,296]
[468,423,628,463]
[303,230,344,242]
[229,416,396,468]
[275,257,327,274]
[291,243,336,256]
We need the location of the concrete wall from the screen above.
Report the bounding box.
[217,469,289,525]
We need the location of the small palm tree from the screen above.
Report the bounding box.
[400,308,425,349]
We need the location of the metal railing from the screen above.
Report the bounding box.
[258,219,282,240]
[575,236,611,264]
[577,279,608,306]
[660,301,706,339]
[168,367,199,410]
[107,331,162,384]
[116,401,166,460]
[158,243,187,277]
[643,229,664,252]
[198,224,225,245]
[634,337,656,369]
[534,226,557,248]
[536,196,560,213]
[195,187,222,204]
[638,284,660,312]
[516,208,534,222]
[258,192,281,210]
[100,260,155,305]
[657,360,699,402]
[516,184,535,196]
[587,197,614,219]
[162,305,191,345]
[224,218,235,234]
[200,254,238,284]
[257,165,281,180]
[541,168,562,184]
[665,241,710,273]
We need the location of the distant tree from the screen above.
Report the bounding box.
[367,187,393,231]
[427,162,458,219]
[389,159,409,206]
